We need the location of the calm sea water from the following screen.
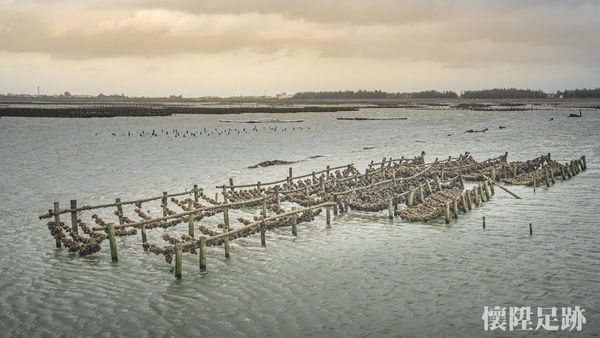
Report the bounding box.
[1,107,599,337]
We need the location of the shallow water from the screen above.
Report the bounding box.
[1,108,599,336]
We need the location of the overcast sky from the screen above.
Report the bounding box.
[1,0,599,96]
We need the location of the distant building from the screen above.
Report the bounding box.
[276,92,292,99]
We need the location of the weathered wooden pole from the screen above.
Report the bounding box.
[545,170,550,187]
[326,165,331,178]
[223,206,230,258]
[188,209,195,238]
[333,195,339,215]
[461,193,468,213]
[289,167,293,179]
[257,181,261,192]
[550,169,556,184]
[388,198,394,219]
[426,181,433,194]
[162,192,168,216]
[107,223,118,262]
[193,184,199,202]
[215,192,219,203]
[512,163,517,178]
[319,176,325,193]
[560,167,566,181]
[474,188,480,206]
[533,178,536,192]
[392,171,396,186]
[459,176,465,190]
[326,205,331,226]
[175,243,182,279]
[452,199,459,219]
[291,207,297,236]
[312,171,316,183]
[199,237,207,271]
[582,155,587,170]
[435,176,442,191]
[502,164,508,179]
[483,182,490,200]
[483,216,486,229]
[488,179,495,195]
[305,185,310,196]
[115,198,124,225]
[466,191,472,210]
[54,202,61,248]
[529,223,533,235]
[229,178,235,191]
[141,224,148,251]
[441,168,445,181]
[260,221,266,246]
[407,187,415,207]
[444,202,450,224]
[393,196,399,216]
[275,186,281,206]
[262,199,267,218]
[70,199,78,234]
[566,164,572,178]
[418,184,425,203]
[491,168,496,182]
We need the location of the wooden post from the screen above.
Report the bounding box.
[512,163,517,178]
[229,178,234,191]
[289,167,293,179]
[566,164,572,178]
[312,171,316,182]
[326,205,331,226]
[257,181,261,192]
[70,199,78,234]
[461,193,468,212]
[435,176,442,191]
[407,187,414,207]
[388,199,394,219]
[107,223,118,262]
[502,164,507,179]
[223,207,230,258]
[491,168,496,182]
[305,185,309,196]
[560,167,566,181]
[262,199,267,218]
[484,182,490,200]
[452,199,459,219]
[193,184,199,202]
[53,202,62,248]
[426,181,433,194]
[441,168,445,181]
[274,186,281,206]
[444,202,450,224]
[291,207,297,236]
[392,171,396,186]
[393,196,399,216]
[260,221,266,246]
[417,184,423,203]
[162,192,167,216]
[333,195,338,215]
[141,224,148,251]
[483,216,486,229]
[115,198,123,225]
[188,209,195,238]
[533,179,536,192]
[474,188,480,206]
[466,191,472,210]
[488,179,495,195]
[215,192,219,203]
[550,169,556,184]
[479,184,486,203]
[459,176,465,190]
[175,243,182,279]
[545,170,550,187]
[287,176,292,188]
[582,155,587,170]
[199,237,207,271]
[529,223,533,235]
[578,159,584,172]
[320,176,325,193]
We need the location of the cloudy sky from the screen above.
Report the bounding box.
[1,0,599,96]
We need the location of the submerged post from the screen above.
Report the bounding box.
[444,202,450,224]
[466,191,472,210]
[388,198,394,220]
[545,170,550,187]
[262,199,267,218]
[333,195,339,215]
[452,199,459,219]
[188,203,195,238]
[107,223,118,262]
[326,205,331,226]
[70,199,78,234]
[529,223,533,235]
[54,202,61,248]
[175,243,182,279]
[199,237,207,271]
[229,178,234,191]
[483,216,486,229]
[275,186,281,206]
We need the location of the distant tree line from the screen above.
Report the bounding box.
[292,90,458,100]
[292,88,600,99]
[557,88,600,98]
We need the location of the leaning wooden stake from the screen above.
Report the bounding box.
[483,175,521,199]
[175,243,182,279]
[54,202,61,248]
[107,223,118,262]
[199,237,207,271]
[70,199,78,234]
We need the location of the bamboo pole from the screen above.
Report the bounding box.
[482,175,522,199]
[175,243,182,279]
[54,202,61,248]
[70,200,78,234]
[199,237,207,271]
[107,223,118,262]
